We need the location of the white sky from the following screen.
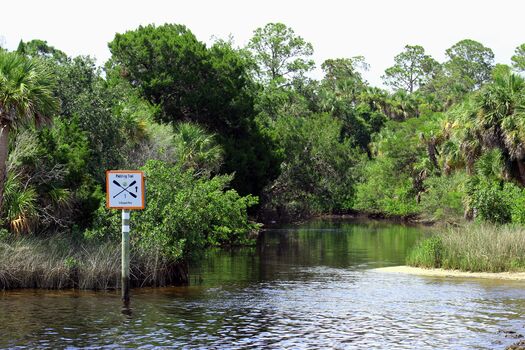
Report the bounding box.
[1,0,525,87]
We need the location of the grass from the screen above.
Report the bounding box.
[407,224,525,272]
[0,234,188,290]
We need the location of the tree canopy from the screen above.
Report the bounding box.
[109,23,279,196]
[382,45,439,93]
[247,22,314,85]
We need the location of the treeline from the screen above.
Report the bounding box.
[1,22,525,286]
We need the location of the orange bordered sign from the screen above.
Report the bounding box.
[106,170,145,210]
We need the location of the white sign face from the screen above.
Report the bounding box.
[106,171,145,210]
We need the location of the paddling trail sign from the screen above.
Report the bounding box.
[106,170,145,210]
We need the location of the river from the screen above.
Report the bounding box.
[1,219,525,349]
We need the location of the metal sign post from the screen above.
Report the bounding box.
[121,209,131,303]
[106,170,145,304]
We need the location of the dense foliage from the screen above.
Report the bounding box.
[108,24,279,196]
[259,113,362,220]
[4,23,525,286]
[86,160,259,262]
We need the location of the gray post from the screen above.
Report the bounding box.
[121,209,130,303]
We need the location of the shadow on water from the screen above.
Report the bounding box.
[1,219,524,349]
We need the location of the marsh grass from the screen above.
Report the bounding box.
[407,224,525,272]
[0,235,188,290]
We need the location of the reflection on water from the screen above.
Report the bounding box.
[1,219,524,349]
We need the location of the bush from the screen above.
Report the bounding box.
[502,182,525,225]
[86,160,259,262]
[419,172,467,222]
[353,159,419,217]
[469,179,512,224]
[353,113,443,218]
[261,113,362,220]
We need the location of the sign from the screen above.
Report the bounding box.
[106,170,145,210]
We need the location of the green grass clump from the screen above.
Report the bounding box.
[407,224,525,272]
[406,236,443,268]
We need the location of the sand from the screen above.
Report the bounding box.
[375,265,525,281]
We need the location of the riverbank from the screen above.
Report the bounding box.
[261,211,431,227]
[376,266,525,281]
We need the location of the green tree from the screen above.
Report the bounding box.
[247,22,314,85]
[261,113,362,220]
[444,39,494,90]
[445,67,525,185]
[382,45,439,93]
[54,56,135,182]
[17,39,68,63]
[0,51,59,211]
[353,113,444,216]
[108,24,246,130]
[320,56,368,105]
[318,57,387,154]
[109,24,279,196]
[511,43,525,72]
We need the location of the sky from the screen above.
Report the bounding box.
[1,0,525,87]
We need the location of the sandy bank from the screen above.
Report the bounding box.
[375,266,525,281]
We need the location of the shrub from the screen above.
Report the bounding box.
[261,113,362,220]
[353,159,419,217]
[505,183,525,224]
[469,179,512,224]
[419,172,467,222]
[85,160,259,262]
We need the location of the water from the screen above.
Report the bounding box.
[1,219,525,349]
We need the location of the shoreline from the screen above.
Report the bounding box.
[260,211,434,228]
[375,265,525,281]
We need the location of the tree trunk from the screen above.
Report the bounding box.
[517,160,525,186]
[0,123,10,213]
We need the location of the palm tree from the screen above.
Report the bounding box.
[172,122,223,175]
[473,69,525,183]
[0,51,58,211]
[445,68,525,184]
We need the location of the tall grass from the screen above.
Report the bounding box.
[407,224,525,272]
[0,235,188,290]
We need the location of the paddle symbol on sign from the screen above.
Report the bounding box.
[112,180,137,199]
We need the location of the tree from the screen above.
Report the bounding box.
[444,39,494,90]
[353,113,444,216]
[53,56,138,182]
[109,24,257,133]
[247,22,314,85]
[0,51,59,211]
[320,56,368,102]
[319,59,388,155]
[17,39,68,64]
[382,45,439,93]
[108,24,210,125]
[511,43,525,72]
[261,113,362,220]
[446,67,525,185]
[109,24,280,196]
[322,56,368,84]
